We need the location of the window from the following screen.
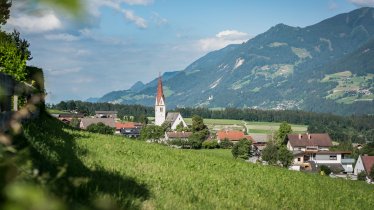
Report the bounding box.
[329,155,337,160]
[160,107,163,112]
[297,158,301,161]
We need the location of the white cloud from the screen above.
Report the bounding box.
[8,11,62,33]
[348,0,374,6]
[122,0,154,5]
[123,10,148,28]
[152,12,168,26]
[85,0,148,28]
[216,30,249,40]
[45,33,80,41]
[197,30,251,52]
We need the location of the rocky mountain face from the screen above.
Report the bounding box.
[96,7,374,115]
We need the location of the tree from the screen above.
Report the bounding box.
[140,125,164,141]
[319,165,331,176]
[69,117,80,128]
[262,143,278,165]
[278,146,293,168]
[161,121,171,132]
[370,167,374,181]
[276,122,292,146]
[191,115,209,142]
[0,0,11,25]
[231,139,252,159]
[86,122,114,135]
[219,139,233,149]
[202,140,218,149]
[357,171,367,181]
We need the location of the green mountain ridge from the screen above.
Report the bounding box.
[96,7,374,115]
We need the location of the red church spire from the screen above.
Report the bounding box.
[156,74,165,105]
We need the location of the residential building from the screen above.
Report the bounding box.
[354,155,374,181]
[216,130,254,144]
[286,133,354,173]
[95,111,118,119]
[80,118,116,129]
[116,122,142,138]
[52,113,85,124]
[165,131,193,141]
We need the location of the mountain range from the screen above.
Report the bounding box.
[93,7,374,115]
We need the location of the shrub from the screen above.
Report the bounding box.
[202,140,219,149]
[86,122,114,135]
[357,171,367,181]
[262,143,278,164]
[319,165,331,176]
[231,139,252,159]
[219,139,233,149]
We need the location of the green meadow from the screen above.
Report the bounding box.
[17,113,374,209]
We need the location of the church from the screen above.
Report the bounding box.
[155,76,187,130]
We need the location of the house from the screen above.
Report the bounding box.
[165,131,193,141]
[116,122,142,138]
[52,113,85,124]
[286,133,333,151]
[250,133,271,150]
[286,133,354,173]
[80,118,116,129]
[354,155,374,181]
[154,76,187,130]
[95,111,118,119]
[216,130,254,144]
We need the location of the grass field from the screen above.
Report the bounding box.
[19,113,374,209]
[184,118,308,134]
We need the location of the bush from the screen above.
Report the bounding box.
[319,165,331,176]
[219,139,233,149]
[202,140,219,149]
[357,171,367,181]
[86,122,114,135]
[231,139,252,159]
[262,143,278,164]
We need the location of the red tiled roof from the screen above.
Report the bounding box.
[287,133,333,147]
[217,130,255,142]
[115,122,141,130]
[156,76,165,105]
[362,155,374,174]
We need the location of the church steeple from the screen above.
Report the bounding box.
[155,74,166,126]
[156,75,165,105]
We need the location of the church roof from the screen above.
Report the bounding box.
[165,112,181,124]
[156,76,165,105]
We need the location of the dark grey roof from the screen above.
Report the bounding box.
[80,118,115,129]
[95,111,118,114]
[165,112,180,124]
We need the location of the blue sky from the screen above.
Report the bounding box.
[5,0,374,103]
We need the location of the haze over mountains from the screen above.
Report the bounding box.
[94,7,374,115]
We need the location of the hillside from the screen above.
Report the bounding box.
[13,113,374,209]
[97,7,374,115]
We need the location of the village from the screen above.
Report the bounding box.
[52,76,374,184]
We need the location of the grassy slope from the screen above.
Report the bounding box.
[22,113,374,209]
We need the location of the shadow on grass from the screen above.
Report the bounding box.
[20,112,150,209]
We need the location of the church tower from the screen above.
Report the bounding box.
[155,76,166,126]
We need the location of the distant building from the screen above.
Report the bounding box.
[80,118,115,129]
[116,122,142,138]
[286,133,354,173]
[216,130,254,144]
[95,111,118,119]
[52,113,85,124]
[154,76,187,130]
[165,131,193,141]
[354,155,374,181]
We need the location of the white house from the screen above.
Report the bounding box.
[154,76,187,130]
[354,155,374,181]
[286,133,354,173]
